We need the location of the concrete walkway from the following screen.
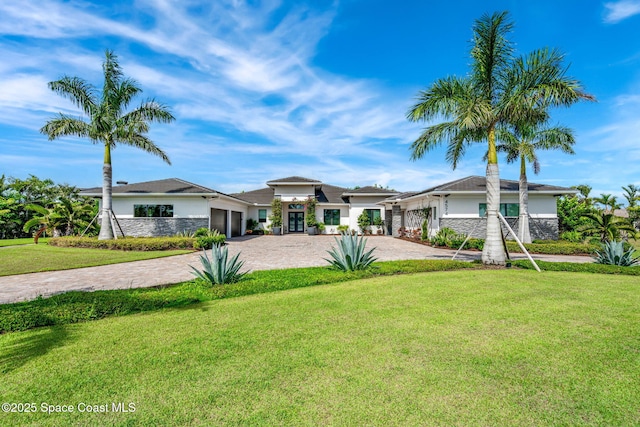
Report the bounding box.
[0,235,592,304]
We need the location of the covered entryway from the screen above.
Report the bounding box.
[288,212,304,233]
[231,211,242,237]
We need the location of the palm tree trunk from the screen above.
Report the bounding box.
[98,145,114,240]
[518,157,532,243]
[482,128,506,265]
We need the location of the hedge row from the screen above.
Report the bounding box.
[506,241,599,255]
[513,259,640,275]
[0,260,473,334]
[48,236,197,251]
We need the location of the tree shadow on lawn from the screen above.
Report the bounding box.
[0,325,70,374]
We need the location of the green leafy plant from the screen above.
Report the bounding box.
[593,241,640,267]
[269,198,282,228]
[316,222,326,233]
[431,227,460,247]
[191,245,246,285]
[560,230,583,243]
[325,233,377,271]
[305,196,317,227]
[194,229,226,250]
[337,225,349,234]
[357,211,370,235]
[246,218,258,232]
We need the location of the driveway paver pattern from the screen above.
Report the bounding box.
[0,235,591,304]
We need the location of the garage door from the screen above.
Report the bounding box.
[231,211,242,237]
[210,208,227,235]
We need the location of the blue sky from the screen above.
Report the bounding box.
[1,0,639,202]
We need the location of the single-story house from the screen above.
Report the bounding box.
[380,175,576,240]
[80,176,399,237]
[81,175,574,240]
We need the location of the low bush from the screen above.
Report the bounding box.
[49,236,197,251]
[0,260,473,333]
[193,230,226,250]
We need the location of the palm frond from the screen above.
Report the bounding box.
[48,77,97,116]
[40,116,91,140]
[116,133,171,165]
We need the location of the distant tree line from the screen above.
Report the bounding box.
[0,175,98,239]
[557,184,639,243]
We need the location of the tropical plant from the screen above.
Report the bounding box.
[622,184,639,208]
[22,204,62,241]
[496,122,575,243]
[560,230,584,243]
[572,184,593,206]
[374,215,385,235]
[193,229,226,249]
[246,218,259,231]
[52,197,95,236]
[431,227,461,247]
[593,241,640,266]
[337,224,350,234]
[406,11,593,265]
[41,50,175,240]
[190,245,246,285]
[269,198,282,228]
[325,233,377,271]
[594,194,621,213]
[580,211,637,242]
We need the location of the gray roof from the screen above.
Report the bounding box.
[342,186,399,196]
[231,187,274,205]
[80,178,218,195]
[266,176,322,185]
[317,184,349,204]
[387,175,575,201]
[232,183,350,205]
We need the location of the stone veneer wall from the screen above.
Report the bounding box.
[439,217,559,240]
[391,205,402,237]
[114,218,209,237]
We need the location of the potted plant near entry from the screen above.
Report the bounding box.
[305,196,317,235]
[246,218,258,234]
[269,198,282,235]
[374,216,385,235]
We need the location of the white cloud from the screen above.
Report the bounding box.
[603,0,640,23]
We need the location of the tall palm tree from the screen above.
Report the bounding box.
[407,11,593,265]
[594,194,621,213]
[622,184,639,208]
[496,121,575,243]
[41,50,175,239]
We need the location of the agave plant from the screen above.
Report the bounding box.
[593,241,640,267]
[190,245,246,285]
[325,233,377,271]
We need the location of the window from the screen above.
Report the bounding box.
[478,203,519,217]
[288,204,305,210]
[364,209,381,225]
[324,209,340,226]
[134,204,173,217]
[258,209,267,223]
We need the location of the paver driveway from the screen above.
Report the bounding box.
[0,235,590,304]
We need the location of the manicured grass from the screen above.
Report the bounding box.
[0,238,49,247]
[1,270,638,426]
[0,260,473,332]
[0,244,191,276]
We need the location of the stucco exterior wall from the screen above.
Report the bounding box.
[111,196,209,218]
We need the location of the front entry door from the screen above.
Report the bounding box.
[288,212,304,233]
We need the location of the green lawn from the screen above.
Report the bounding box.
[0,238,49,247]
[0,244,191,276]
[1,270,638,426]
